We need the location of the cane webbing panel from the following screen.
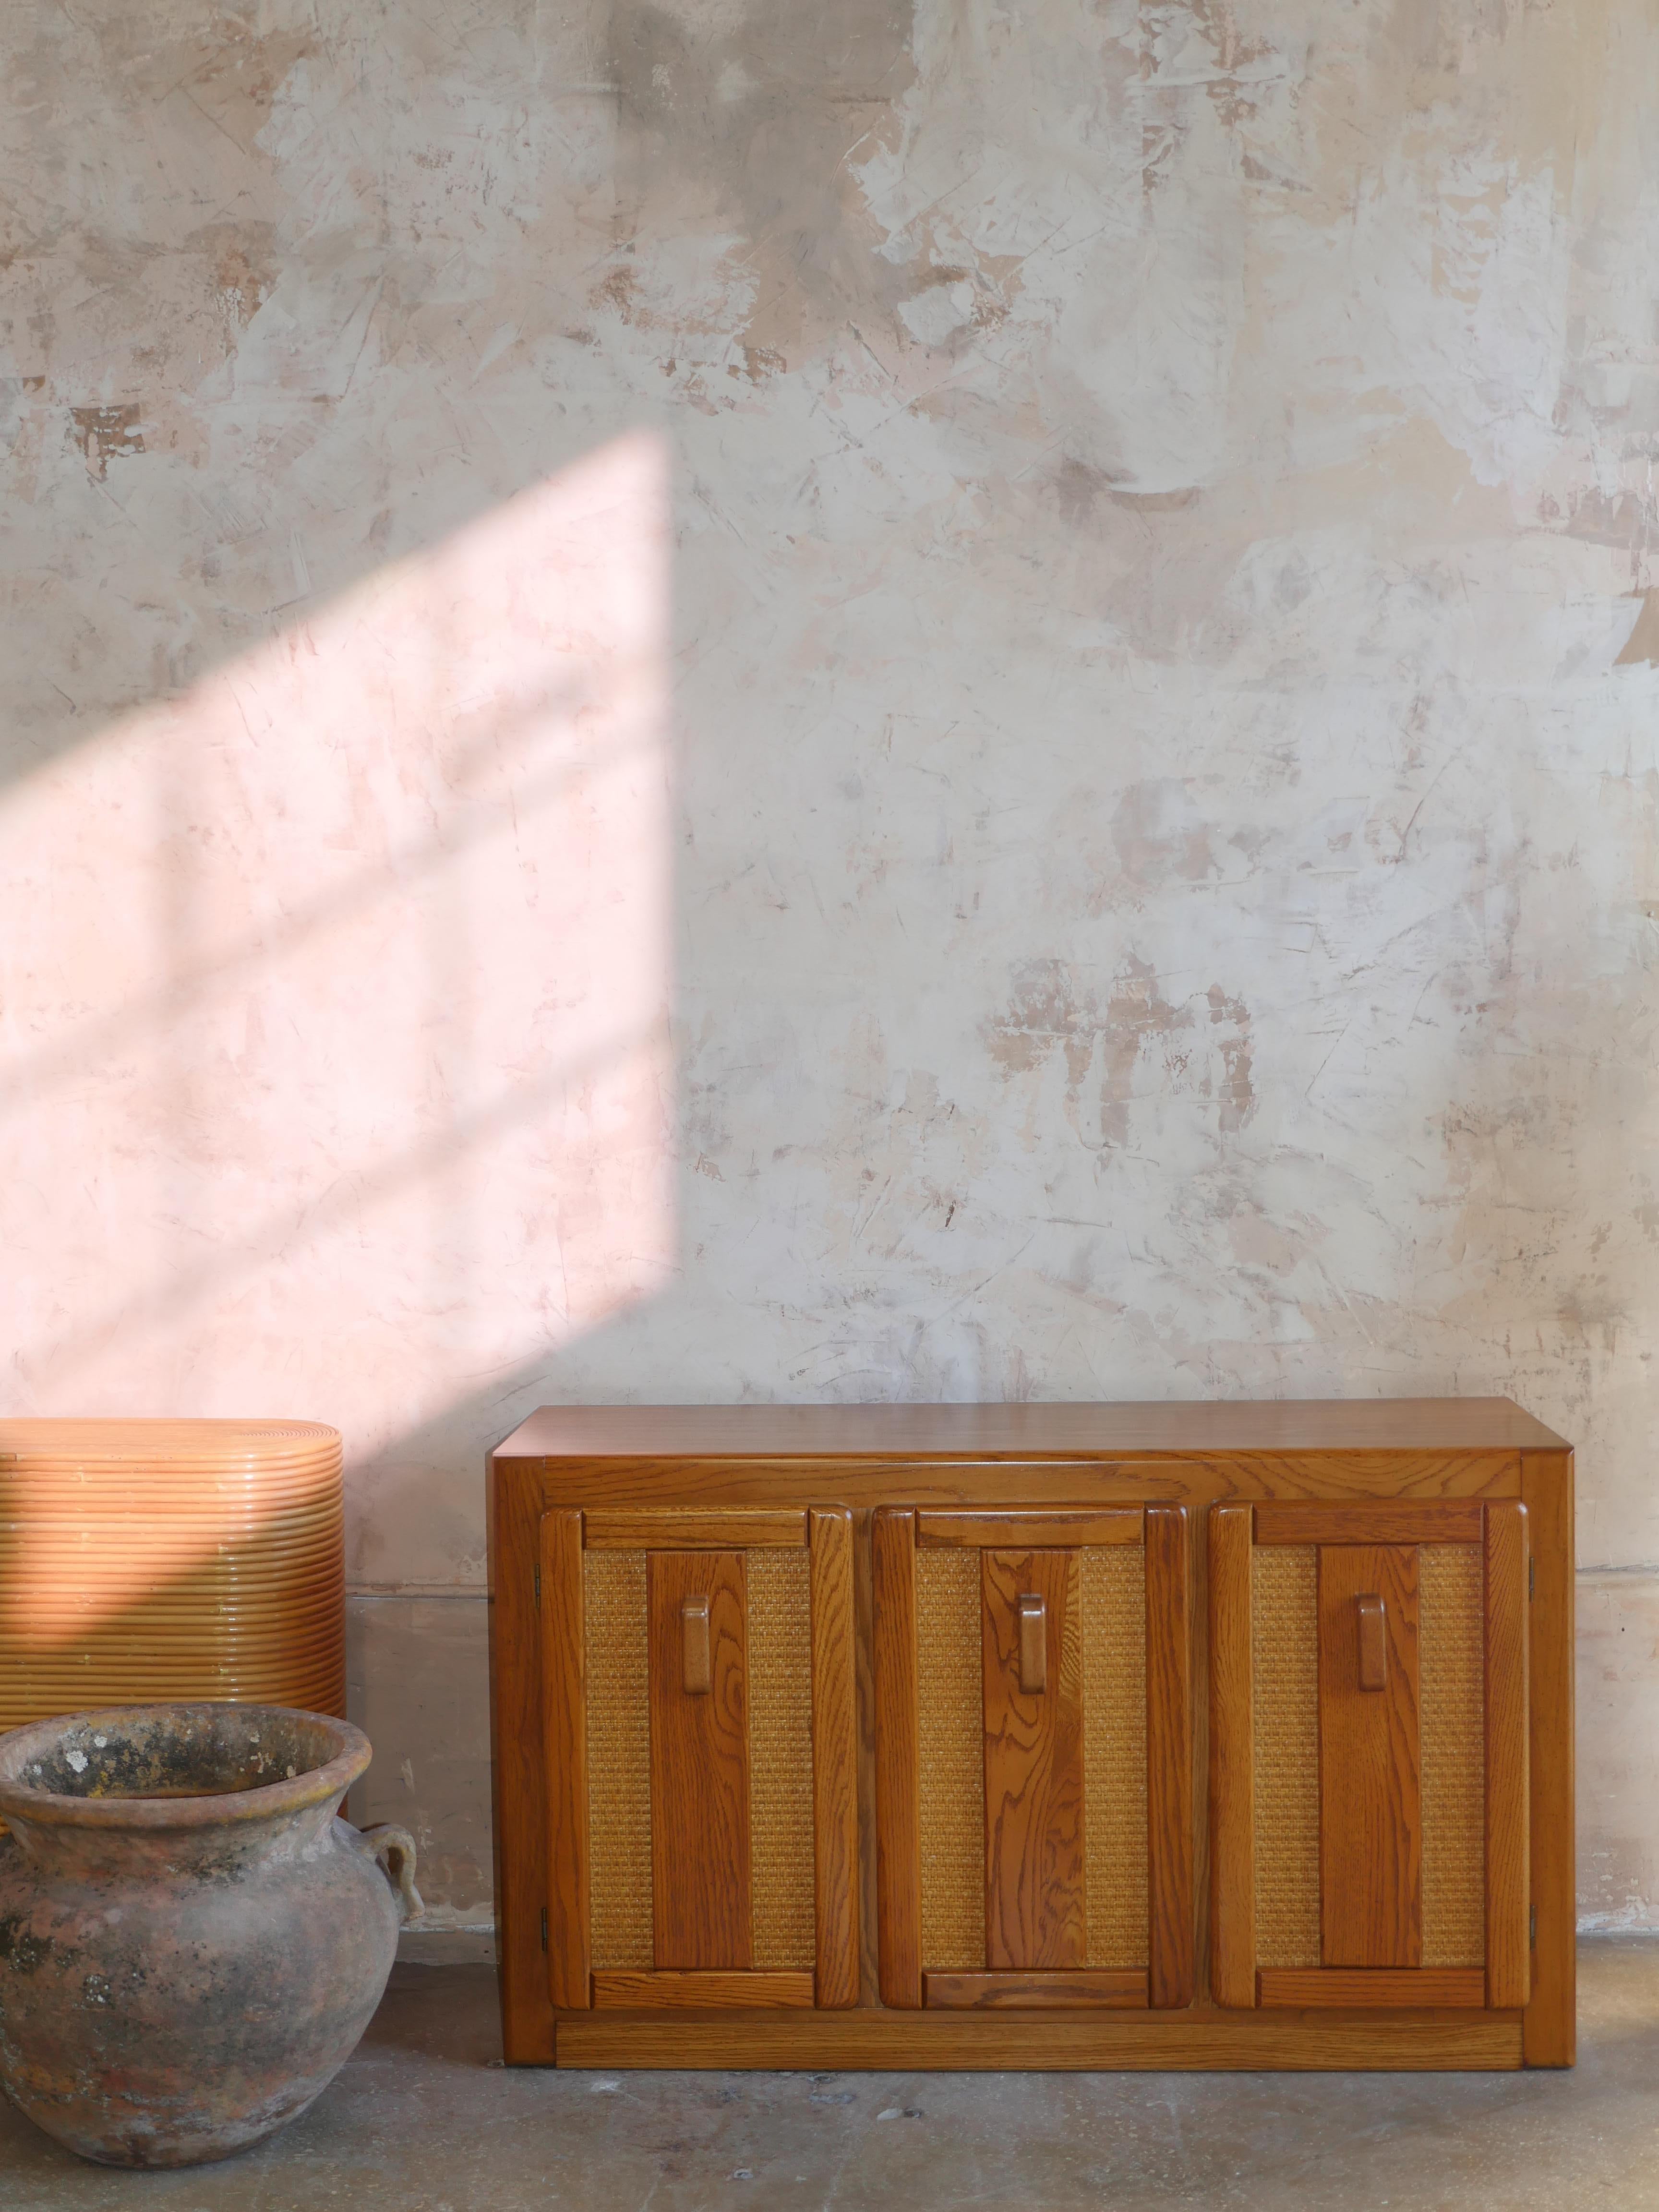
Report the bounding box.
[1252,1544,1320,1968]
[917,1544,986,1971]
[748,1546,816,1969]
[1082,1544,1148,1967]
[1421,1544,1485,1968]
[584,1548,653,1969]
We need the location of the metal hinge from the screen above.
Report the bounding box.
[541,1907,549,1951]
[1529,1557,1535,1600]
[1530,1906,1537,1950]
[534,1562,541,1607]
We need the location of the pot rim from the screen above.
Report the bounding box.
[0,1703,371,1829]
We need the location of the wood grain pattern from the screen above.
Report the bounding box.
[1256,1501,1483,1546]
[920,1509,1142,1548]
[649,1551,751,1970]
[586,1508,806,1550]
[1208,1503,1255,2008]
[492,1460,557,2062]
[498,1399,1567,1461]
[809,1507,861,2008]
[1145,1503,1195,2008]
[924,1969,1147,2009]
[873,1506,922,2006]
[1258,1968,1485,2009]
[591,1971,815,2010]
[1319,1546,1421,1968]
[1485,1499,1531,2010]
[1520,1450,1574,2067]
[555,2009,1524,2071]
[539,1508,590,2009]
[982,1549,1086,1972]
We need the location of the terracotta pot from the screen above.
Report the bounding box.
[0,1703,420,2167]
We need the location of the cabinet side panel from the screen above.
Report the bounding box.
[750,1547,815,1970]
[1252,1546,1319,1968]
[917,1544,986,1971]
[585,1549,652,1970]
[493,1461,556,2061]
[1521,1452,1574,2066]
[1083,1543,1148,1970]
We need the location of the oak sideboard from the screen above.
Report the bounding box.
[488,1399,1573,2070]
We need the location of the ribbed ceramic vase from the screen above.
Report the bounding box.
[0,1421,344,1730]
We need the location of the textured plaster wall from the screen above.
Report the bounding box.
[3,0,1659,1927]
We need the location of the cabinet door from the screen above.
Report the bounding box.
[872,1505,1193,2010]
[1209,1500,1529,2010]
[539,1506,859,2010]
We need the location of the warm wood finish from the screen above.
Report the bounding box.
[872,1507,921,2007]
[648,1551,751,1970]
[1145,1504,1195,2008]
[1208,1503,1255,2008]
[1259,1968,1486,2009]
[1255,1501,1484,1546]
[680,1596,711,1694]
[925,1969,1148,2009]
[1485,1500,1531,2010]
[1018,1592,1048,1694]
[919,1509,1143,1548]
[1319,1544,1421,1968]
[1356,1595,1388,1692]
[982,1549,1086,1972]
[539,1509,590,2010]
[808,1507,861,2009]
[494,1470,557,2061]
[584,1507,807,1550]
[1521,1450,1574,2066]
[499,1399,1568,1460]
[556,2009,1525,2070]
[591,1971,815,2010]
[491,1400,1573,2070]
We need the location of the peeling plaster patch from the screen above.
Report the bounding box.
[69,405,143,481]
[1615,591,1659,667]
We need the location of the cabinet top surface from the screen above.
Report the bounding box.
[493,1396,1569,1461]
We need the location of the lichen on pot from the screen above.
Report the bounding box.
[0,1702,419,2168]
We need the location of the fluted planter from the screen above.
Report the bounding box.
[0,1421,344,1730]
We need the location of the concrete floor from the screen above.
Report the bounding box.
[7,1938,1659,2209]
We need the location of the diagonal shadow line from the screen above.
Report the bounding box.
[24,1018,669,1382]
[0,708,665,1118]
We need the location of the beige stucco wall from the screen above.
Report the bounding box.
[2,0,1657,1930]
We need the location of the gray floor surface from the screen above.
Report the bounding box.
[5,1936,1658,2208]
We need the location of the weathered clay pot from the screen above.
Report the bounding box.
[0,1703,420,2167]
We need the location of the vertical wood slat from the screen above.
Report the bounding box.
[1520,1453,1573,2064]
[1485,1500,1531,2010]
[496,1467,558,2058]
[1208,1504,1255,2007]
[649,1551,751,1970]
[810,1507,861,2008]
[539,1507,590,2010]
[1145,1504,1194,2009]
[873,1507,922,2006]
[982,1550,1086,1972]
[1318,1545,1421,1969]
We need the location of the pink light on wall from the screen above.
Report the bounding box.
[0,432,673,1634]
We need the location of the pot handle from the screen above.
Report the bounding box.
[355,1822,424,1923]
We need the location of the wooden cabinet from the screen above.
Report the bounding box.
[490,1400,1573,2072]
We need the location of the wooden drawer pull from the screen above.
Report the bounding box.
[1018,1593,1046,1694]
[682,1595,711,1693]
[1356,1594,1386,1691]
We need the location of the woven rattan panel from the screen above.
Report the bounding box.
[1421,1544,1485,1967]
[1082,1544,1148,1968]
[584,1549,653,1970]
[917,1545,986,1971]
[1252,1544,1320,1968]
[748,1547,816,1969]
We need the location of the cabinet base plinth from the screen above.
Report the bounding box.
[546,2008,1525,2071]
